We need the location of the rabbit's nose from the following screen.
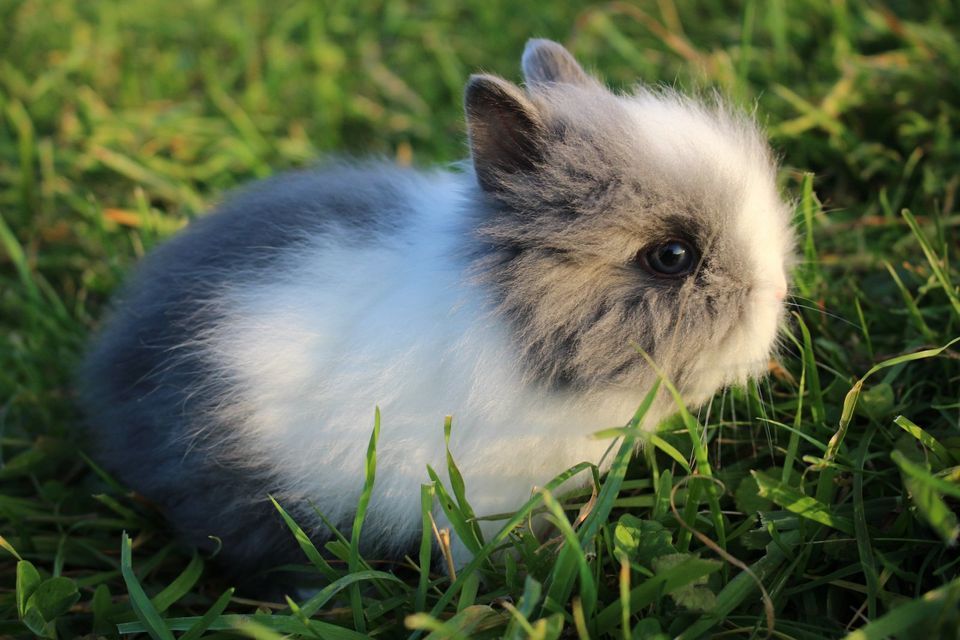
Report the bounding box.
[773,273,788,301]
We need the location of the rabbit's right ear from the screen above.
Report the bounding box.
[465,74,546,193]
[521,39,593,87]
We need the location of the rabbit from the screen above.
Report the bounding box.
[79,39,793,581]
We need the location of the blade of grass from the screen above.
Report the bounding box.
[269,496,338,581]
[179,588,234,640]
[541,380,661,614]
[594,555,722,633]
[752,471,855,534]
[796,313,825,425]
[443,416,483,546]
[853,431,879,620]
[348,407,382,633]
[119,532,175,640]
[891,450,960,544]
[841,576,960,640]
[0,211,40,302]
[902,208,960,318]
[781,334,806,486]
[416,483,435,612]
[820,337,960,470]
[884,261,936,341]
[299,570,404,617]
[426,465,483,557]
[121,614,370,639]
[891,451,960,500]
[541,490,598,619]
[456,572,479,612]
[635,349,726,552]
[678,531,801,639]
[409,460,594,640]
[893,415,952,466]
[505,575,542,640]
[649,434,691,473]
[793,172,822,298]
[853,296,874,359]
[151,551,203,613]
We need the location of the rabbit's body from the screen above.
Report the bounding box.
[82,165,635,567]
[81,40,792,576]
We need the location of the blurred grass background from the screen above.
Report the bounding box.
[2,0,959,638]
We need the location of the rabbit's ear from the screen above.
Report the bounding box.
[521,39,593,87]
[465,74,546,193]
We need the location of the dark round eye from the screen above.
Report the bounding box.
[643,240,698,277]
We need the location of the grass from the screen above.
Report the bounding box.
[2,0,960,637]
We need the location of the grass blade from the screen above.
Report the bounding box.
[410,460,594,640]
[853,431,879,619]
[119,532,175,640]
[891,450,960,544]
[752,471,854,534]
[541,490,598,619]
[444,416,483,546]
[269,496,338,581]
[901,208,960,318]
[417,483,436,612]
[541,380,661,613]
[348,407,382,633]
[679,531,800,639]
[893,415,953,466]
[299,570,404,617]
[841,576,960,640]
[821,337,960,470]
[120,614,370,639]
[595,555,722,633]
[179,588,234,640]
[151,551,203,613]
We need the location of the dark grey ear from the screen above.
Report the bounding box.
[464,74,546,193]
[521,39,592,87]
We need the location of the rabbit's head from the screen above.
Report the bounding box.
[466,39,793,406]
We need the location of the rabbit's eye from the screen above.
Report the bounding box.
[642,240,697,277]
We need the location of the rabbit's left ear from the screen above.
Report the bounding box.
[521,39,593,87]
[465,74,546,193]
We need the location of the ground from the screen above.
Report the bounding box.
[1,1,959,638]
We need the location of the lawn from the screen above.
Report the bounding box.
[2,0,959,638]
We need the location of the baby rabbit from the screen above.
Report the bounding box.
[80,39,792,577]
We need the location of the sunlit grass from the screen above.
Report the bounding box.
[2,0,959,638]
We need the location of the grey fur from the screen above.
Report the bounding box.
[521,38,596,87]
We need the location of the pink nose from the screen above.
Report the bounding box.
[775,287,787,301]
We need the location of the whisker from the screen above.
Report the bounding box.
[764,375,776,414]
[785,301,862,330]
[789,293,857,312]
[755,379,777,466]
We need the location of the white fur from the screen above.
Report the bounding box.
[206,171,642,559]
[623,91,792,402]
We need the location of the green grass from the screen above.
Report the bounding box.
[2,0,960,637]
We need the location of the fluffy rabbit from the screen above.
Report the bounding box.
[80,39,792,578]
